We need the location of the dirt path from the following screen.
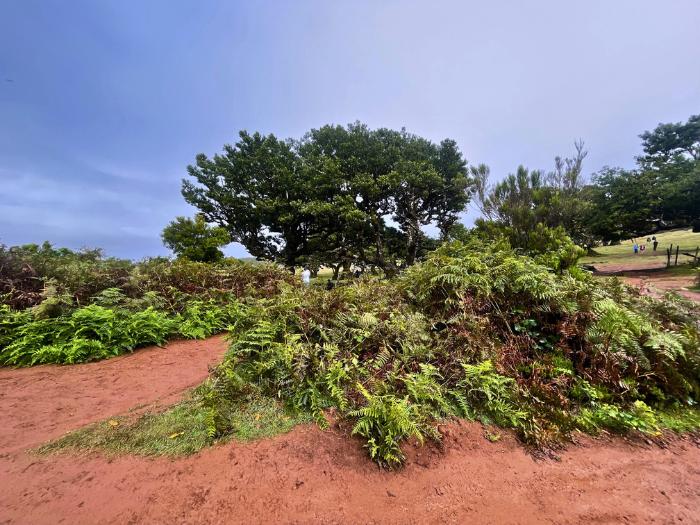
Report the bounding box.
[0,336,229,454]
[593,260,670,273]
[619,273,700,303]
[1,337,699,525]
[590,262,700,303]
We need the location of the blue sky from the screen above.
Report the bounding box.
[2,0,699,259]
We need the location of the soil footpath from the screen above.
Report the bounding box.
[592,262,700,303]
[1,336,699,525]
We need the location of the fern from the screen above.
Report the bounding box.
[349,384,425,467]
[457,361,528,428]
[403,364,451,418]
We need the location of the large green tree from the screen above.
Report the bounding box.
[638,115,700,226]
[181,123,473,273]
[181,131,318,268]
[582,168,658,242]
[638,114,700,164]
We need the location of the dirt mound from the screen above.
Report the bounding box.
[0,336,228,453]
[1,336,699,525]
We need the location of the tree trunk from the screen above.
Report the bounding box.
[405,233,418,266]
[404,221,420,267]
[341,260,352,279]
[372,215,386,271]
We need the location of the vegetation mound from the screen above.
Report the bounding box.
[195,242,699,466]
[4,240,699,466]
[0,243,295,366]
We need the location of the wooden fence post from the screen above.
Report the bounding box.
[666,247,671,268]
[675,245,680,266]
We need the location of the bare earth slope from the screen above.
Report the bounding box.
[1,336,699,525]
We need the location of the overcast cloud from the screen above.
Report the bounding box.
[1,0,699,258]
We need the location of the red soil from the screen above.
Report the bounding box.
[590,260,699,302]
[620,273,700,303]
[1,336,699,524]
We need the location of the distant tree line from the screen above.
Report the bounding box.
[585,115,699,242]
[471,114,700,250]
[166,115,699,266]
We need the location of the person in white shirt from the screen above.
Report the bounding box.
[301,267,311,285]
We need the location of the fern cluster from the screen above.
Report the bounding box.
[196,241,699,466]
[0,248,294,366]
[0,297,253,366]
[0,305,174,366]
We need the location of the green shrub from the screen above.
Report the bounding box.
[5,239,699,467]
[130,258,295,311]
[576,401,659,435]
[0,242,132,310]
[350,385,426,467]
[0,305,174,366]
[1,242,294,313]
[175,300,247,339]
[196,241,699,466]
[0,241,294,366]
[453,361,527,428]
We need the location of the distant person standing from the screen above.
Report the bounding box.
[301,267,311,286]
[652,236,658,252]
[633,241,639,254]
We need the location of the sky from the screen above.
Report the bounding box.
[1,0,699,259]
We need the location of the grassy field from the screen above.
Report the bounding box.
[581,228,700,266]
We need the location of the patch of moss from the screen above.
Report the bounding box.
[38,394,310,457]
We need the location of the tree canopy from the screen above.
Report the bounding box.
[473,115,700,247]
[176,115,699,262]
[472,141,592,247]
[162,215,230,262]
[585,115,700,243]
[181,123,473,272]
[639,114,700,164]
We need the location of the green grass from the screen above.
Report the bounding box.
[37,394,311,457]
[655,408,700,433]
[581,228,700,266]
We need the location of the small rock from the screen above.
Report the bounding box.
[386,490,396,498]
